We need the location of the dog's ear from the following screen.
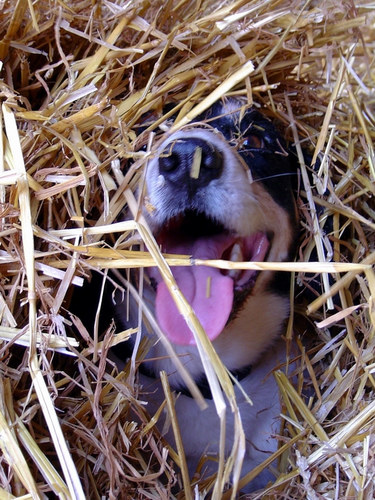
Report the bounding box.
[133,109,162,137]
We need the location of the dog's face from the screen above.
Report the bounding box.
[124,98,298,385]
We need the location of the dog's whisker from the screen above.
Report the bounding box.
[252,171,299,182]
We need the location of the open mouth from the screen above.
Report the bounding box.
[148,211,270,346]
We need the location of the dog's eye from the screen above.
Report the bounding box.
[242,135,264,149]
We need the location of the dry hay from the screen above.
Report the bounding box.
[0,0,374,498]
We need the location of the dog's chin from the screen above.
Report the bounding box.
[140,286,289,388]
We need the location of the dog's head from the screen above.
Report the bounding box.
[122,98,298,383]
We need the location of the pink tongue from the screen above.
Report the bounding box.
[154,235,234,346]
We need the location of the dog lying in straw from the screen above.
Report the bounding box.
[111,98,298,492]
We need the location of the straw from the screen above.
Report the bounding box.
[0,0,374,497]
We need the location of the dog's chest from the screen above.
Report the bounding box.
[137,340,286,493]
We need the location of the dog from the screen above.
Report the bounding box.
[111,98,298,493]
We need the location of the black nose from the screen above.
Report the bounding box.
[158,138,223,187]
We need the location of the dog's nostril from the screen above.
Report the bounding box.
[202,149,222,170]
[159,152,179,173]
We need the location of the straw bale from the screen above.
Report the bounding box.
[0,0,374,498]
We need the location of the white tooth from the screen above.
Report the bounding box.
[229,242,243,262]
[227,243,243,279]
[156,174,165,188]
